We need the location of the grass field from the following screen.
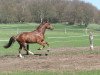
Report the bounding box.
[1,70,100,75]
[0,23,100,75]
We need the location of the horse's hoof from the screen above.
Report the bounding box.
[26,53,29,55]
[21,56,24,58]
[18,55,24,58]
[28,51,34,55]
[47,50,50,52]
[18,54,24,58]
[45,54,48,56]
[39,54,42,56]
[38,48,41,50]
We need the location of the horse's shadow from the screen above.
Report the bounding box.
[0,53,48,59]
[22,53,48,57]
[34,53,48,56]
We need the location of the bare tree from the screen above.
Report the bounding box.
[0,0,99,24]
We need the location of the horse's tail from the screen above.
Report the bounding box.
[4,36,16,48]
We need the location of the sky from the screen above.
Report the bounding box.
[82,0,100,10]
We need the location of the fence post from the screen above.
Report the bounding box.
[65,28,67,34]
[89,32,94,50]
[85,28,88,35]
[17,28,19,34]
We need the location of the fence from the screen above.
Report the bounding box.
[0,28,100,43]
[0,27,89,34]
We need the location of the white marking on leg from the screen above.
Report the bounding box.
[40,47,43,50]
[38,47,43,50]
[19,54,24,58]
[28,51,34,55]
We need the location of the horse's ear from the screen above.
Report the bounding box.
[45,20,48,23]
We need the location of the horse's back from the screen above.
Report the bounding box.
[16,31,44,43]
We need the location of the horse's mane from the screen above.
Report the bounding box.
[36,23,44,30]
[36,21,48,30]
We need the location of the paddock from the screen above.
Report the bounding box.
[0,47,100,72]
[0,23,100,73]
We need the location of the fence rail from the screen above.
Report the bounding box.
[0,28,90,34]
[0,28,100,42]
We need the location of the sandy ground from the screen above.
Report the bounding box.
[0,47,100,72]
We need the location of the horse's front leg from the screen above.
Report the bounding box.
[45,41,49,47]
[37,40,48,50]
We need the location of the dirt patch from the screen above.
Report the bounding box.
[0,47,100,72]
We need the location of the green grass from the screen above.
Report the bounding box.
[76,70,100,75]
[0,71,71,75]
[0,70,100,75]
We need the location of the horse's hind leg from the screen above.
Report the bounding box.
[18,44,23,58]
[23,43,34,55]
[26,44,29,55]
[22,43,29,55]
[26,44,34,55]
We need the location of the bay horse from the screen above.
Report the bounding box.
[4,21,53,58]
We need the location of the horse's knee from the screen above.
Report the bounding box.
[43,41,49,45]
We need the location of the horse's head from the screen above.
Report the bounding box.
[43,21,54,30]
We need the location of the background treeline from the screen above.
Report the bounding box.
[0,0,100,26]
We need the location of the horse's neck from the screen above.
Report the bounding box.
[36,25,46,35]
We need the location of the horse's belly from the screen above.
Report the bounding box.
[26,37,37,43]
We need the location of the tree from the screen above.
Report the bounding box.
[0,0,99,24]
